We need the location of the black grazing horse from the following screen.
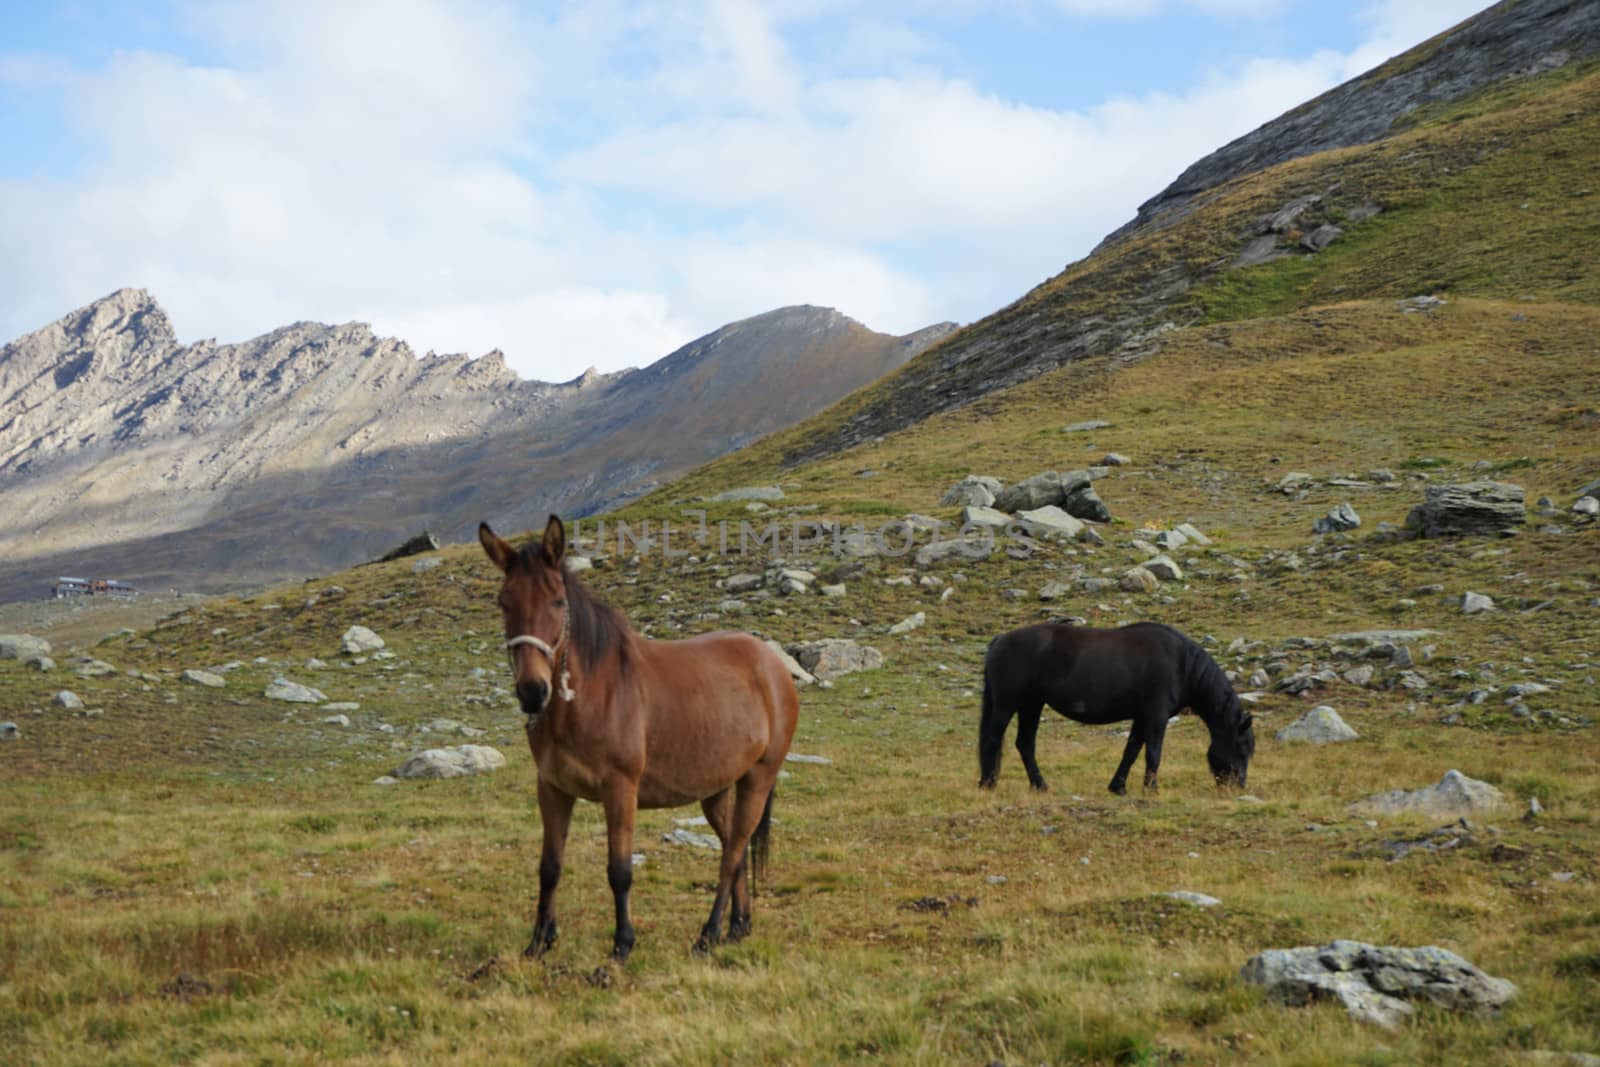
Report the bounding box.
[978,621,1254,794]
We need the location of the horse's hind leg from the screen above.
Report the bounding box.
[526,780,575,959]
[695,767,775,955]
[1014,701,1048,791]
[1108,729,1145,796]
[699,788,751,941]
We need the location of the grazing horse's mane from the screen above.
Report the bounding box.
[517,546,634,675]
[1175,629,1243,729]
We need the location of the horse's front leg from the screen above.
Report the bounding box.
[601,778,640,963]
[527,778,575,959]
[1108,727,1145,796]
[1142,715,1171,793]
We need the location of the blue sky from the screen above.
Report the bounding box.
[0,0,1491,380]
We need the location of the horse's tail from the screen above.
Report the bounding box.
[749,786,775,896]
[978,638,1007,786]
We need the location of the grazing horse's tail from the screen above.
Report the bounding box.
[977,638,1007,786]
[749,786,775,896]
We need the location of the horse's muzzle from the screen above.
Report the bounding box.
[516,680,551,716]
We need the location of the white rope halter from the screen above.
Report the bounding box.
[504,603,575,704]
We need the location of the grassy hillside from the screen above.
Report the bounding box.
[3,287,1597,1063]
[766,58,1600,468]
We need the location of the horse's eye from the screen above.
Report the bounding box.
[555,599,568,609]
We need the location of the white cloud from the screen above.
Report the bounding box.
[0,0,1499,382]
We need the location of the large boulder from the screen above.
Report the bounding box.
[394,745,507,780]
[786,639,883,682]
[1241,940,1516,1030]
[1314,502,1361,534]
[1354,769,1506,818]
[1277,706,1358,743]
[914,537,992,568]
[341,625,386,654]
[0,635,51,661]
[993,470,1092,513]
[1406,481,1525,538]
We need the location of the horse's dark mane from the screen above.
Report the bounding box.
[519,547,634,675]
[1177,633,1243,731]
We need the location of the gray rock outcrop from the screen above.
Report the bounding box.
[1406,481,1526,538]
[1354,769,1506,817]
[182,669,226,688]
[1314,502,1361,534]
[763,640,817,687]
[941,475,1001,508]
[340,626,386,654]
[786,639,884,682]
[1241,940,1517,1030]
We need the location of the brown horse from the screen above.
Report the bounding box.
[479,515,799,961]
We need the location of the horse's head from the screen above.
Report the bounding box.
[480,515,570,716]
[1207,710,1255,790]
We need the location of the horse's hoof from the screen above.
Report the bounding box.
[1029,779,1049,792]
[523,923,557,959]
[728,918,752,943]
[1108,781,1127,796]
[978,777,997,789]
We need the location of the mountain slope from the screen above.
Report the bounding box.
[0,295,952,598]
[773,0,1600,469]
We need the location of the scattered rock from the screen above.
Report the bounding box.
[819,584,846,598]
[1300,223,1344,252]
[1119,567,1160,594]
[0,722,17,741]
[1461,591,1496,615]
[322,714,352,727]
[1277,706,1358,743]
[764,641,817,687]
[1143,555,1183,582]
[1039,582,1074,601]
[941,475,1001,508]
[888,612,926,636]
[0,635,51,660]
[1015,505,1085,540]
[74,658,117,678]
[1062,420,1112,433]
[372,775,398,786]
[1152,530,1188,551]
[1406,481,1525,538]
[1400,294,1448,313]
[784,753,833,765]
[1241,940,1515,1030]
[961,505,1011,530]
[264,677,328,704]
[1165,891,1221,908]
[1063,485,1111,523]
[1572,496,1598,516]
[340,626,386,654]
[1343,665,1375,688]
[915,537,992,567]
[393,745,507,780]
[25,656,55,672]
[724,573,764,594]
[1314,502,1361,534]
[182,669,226,688]
[1174,522,1212,545]
[1275,472,1313,494]
[1101,453,1129,466]
[709,486,784,502]
[54,690,84,709]
[663,828,721,850]
[787,639,884,681]
[1354,769,1506,818]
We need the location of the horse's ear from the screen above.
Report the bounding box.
[479,522,516,574]
[541,514,566,566]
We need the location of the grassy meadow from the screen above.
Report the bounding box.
[4,290,1599,1065]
